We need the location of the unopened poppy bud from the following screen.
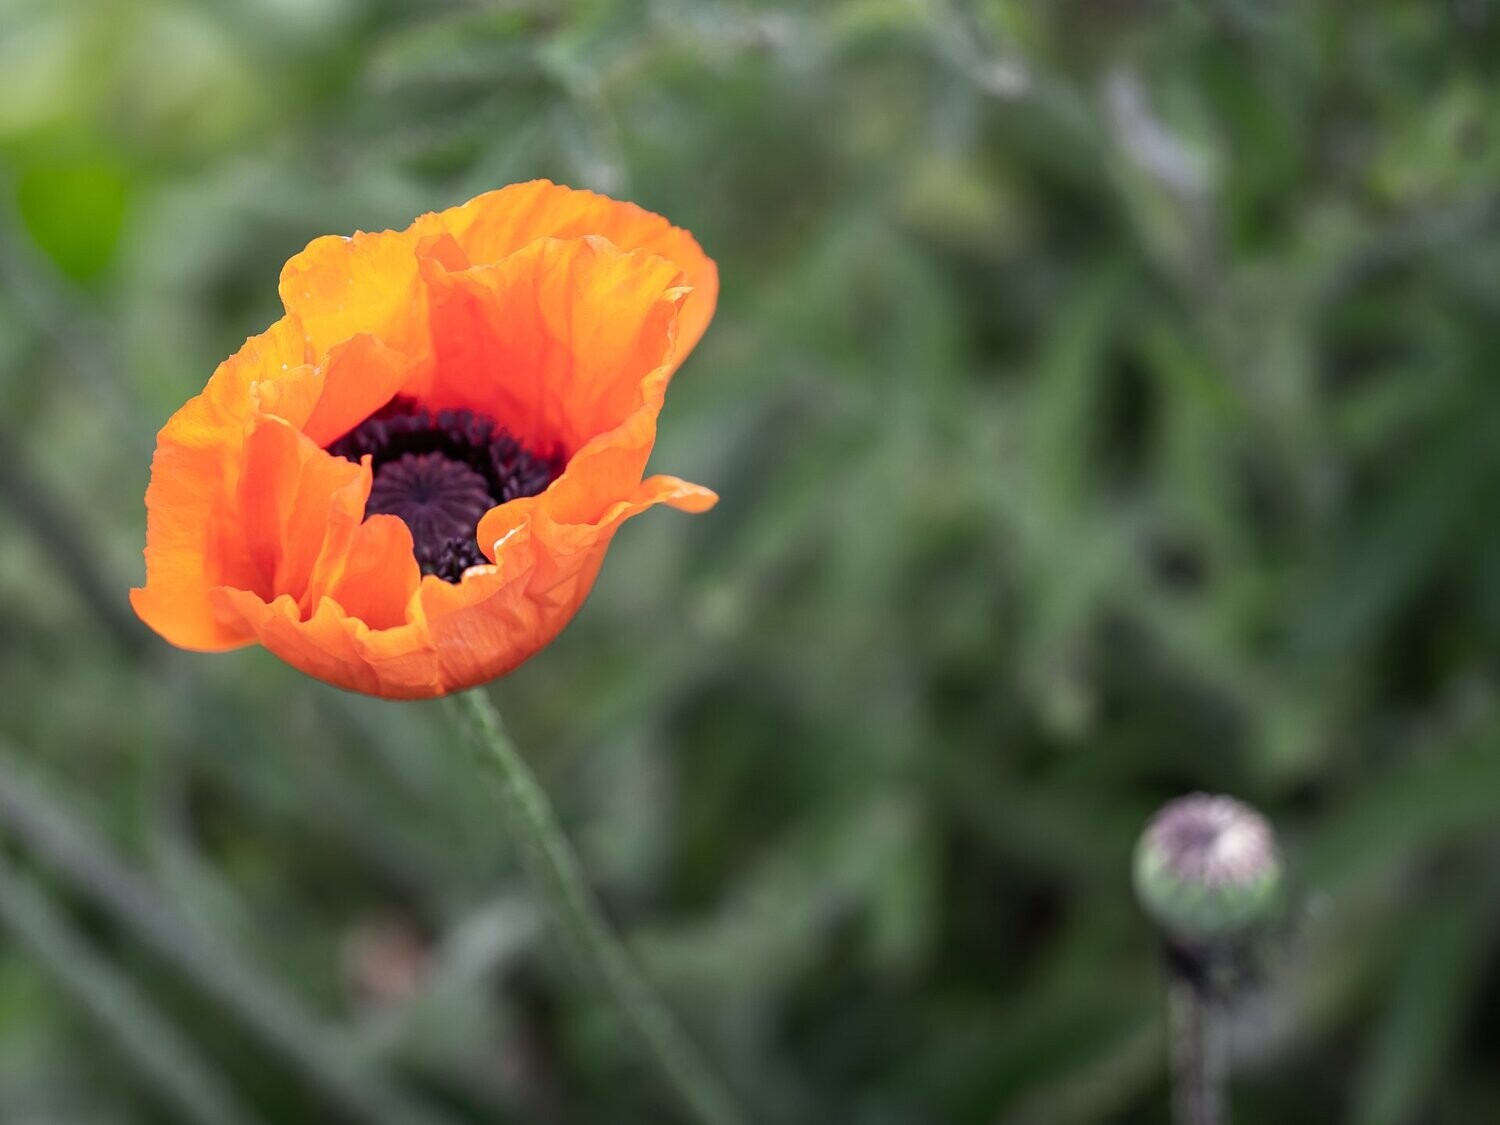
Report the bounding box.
[1134,793,1281,944]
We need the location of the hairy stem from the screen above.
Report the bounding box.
[447,688,749,1125]
[1169,974,1226,1125]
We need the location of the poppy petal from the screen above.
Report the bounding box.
[418,235,687,454]
[130,318,313,651]
[412,475,714,693]
[278,221,443,361]
[413,474,712,695]
[236,416,372,613]
[277,181,717,368]
[431,180,718,366]
[298,335,419,446]
[328,515,422,632]
[212,590,441,698]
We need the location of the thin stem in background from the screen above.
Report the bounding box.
[0,418,147,656]
[0,848,259,1125]
[1169,974,1226,1125]
[447,687,751,1125]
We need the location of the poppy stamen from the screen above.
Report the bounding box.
[329,397,562,581]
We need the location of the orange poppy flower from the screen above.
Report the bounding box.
[131,181,718,699]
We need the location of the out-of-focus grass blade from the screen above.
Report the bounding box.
[996,1017,1161,1125]
[368,5,551,91]
[1351,869,1498,1125]
[1293,387,1500,660]
[0,849,260,1125]
[1023,263,1124,512]
[0,419,146,655]
[354,894,541,1064]
[1299,724,1500,889]
[0,744,463,1125]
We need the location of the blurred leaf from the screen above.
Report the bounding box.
[0,850,259,1125]
[1351,868,1499,1125]
[14,154,130,281]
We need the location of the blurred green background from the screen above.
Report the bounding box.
[3,1,1500,1122]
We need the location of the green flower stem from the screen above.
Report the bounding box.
[447,688,749,1125]
[1168,974,1226,1125]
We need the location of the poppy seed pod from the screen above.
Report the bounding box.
[1134,793,1282,945]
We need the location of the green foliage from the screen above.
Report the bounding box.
[2,0,1500,1121]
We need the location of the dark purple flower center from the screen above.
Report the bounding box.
[327,397,563,582]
